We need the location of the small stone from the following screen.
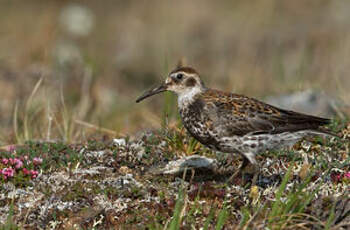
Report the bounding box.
[154,155,217,175]
[113,138,126,146]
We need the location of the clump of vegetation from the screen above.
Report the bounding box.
[0,118,348,229]
[0,148,42,186]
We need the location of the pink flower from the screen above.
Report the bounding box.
[30,170,39,179]
[344,172,350,179]
[2,168,15,178]
[8,158,15,165]
[22,168,30,175]
[1,158,9,165]
[14,159,23,169]
[331,172,342,183]
[6,145,16,153]
[33,157,43,165]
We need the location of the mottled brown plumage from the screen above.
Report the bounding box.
[200,89,331,136]
[136,66,336,185]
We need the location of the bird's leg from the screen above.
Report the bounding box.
[250,163,260,186]
[240,153,260,186]
[226,157,250,183]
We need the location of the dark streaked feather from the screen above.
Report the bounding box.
[201,89,335,137]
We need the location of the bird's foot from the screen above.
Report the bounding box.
[251,171,259,186]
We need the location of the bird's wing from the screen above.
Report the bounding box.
[202,89,331,136]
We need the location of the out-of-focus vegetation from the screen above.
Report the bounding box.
[0,0,350,144]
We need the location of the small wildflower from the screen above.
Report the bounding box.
[22,168,30,175]
[2,167,15,178]
[1,158,9,165]
[14,159,23,169]
[331,172,342,183]
[7,145,16,153]
[33,157,43,165]
[30,170,39,179]
[344,172,350,179]
[249,185,259,202]
[8,158,15,165]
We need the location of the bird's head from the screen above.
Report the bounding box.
[136,67,206,104]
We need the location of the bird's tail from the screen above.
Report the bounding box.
[308,128,340,138]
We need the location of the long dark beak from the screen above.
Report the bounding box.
[136,84,167,103]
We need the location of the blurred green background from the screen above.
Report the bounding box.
[0,0,349,144]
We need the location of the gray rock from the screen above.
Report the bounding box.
[154,155,217,175]
[113,138,126,146]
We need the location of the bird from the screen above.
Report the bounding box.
[136,66,337,185]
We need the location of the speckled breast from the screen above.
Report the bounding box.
[179,100,219,148]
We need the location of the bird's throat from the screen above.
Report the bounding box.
[177,87,203,109]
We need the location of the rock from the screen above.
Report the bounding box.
[113,138,126,146]
[266,90,343,118]
[154,155,217,175]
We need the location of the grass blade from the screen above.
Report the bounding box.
[324,201,336,230]
[269,164,293,219]
[215,205,228,230]
[168,190,185,230]
[203,208,215,230]
[24,76,43,141]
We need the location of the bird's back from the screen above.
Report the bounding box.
[201,89,332,136]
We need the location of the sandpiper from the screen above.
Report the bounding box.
[136,66,336,185]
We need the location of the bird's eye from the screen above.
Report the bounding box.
[176,73,183,80]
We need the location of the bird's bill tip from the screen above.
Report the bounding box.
[135,84,167,103]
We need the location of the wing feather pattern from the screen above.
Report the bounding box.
[202,89,334,137]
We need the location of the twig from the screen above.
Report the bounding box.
[74,119,126,137]
[13,100,20,143]
[46,99,52,141]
